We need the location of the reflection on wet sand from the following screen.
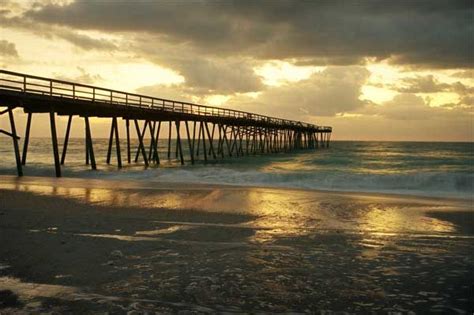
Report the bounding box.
[1,177,467,237]
[1,177,471,251]
[0,176,473,313]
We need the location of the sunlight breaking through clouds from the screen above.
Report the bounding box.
[0,0,472,141]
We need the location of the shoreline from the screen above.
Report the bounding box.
[1,174,472,203]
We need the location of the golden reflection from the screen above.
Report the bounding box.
[0,176,466,246]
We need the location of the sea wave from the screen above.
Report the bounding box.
[88,167,474,199]
[1,139,472,199]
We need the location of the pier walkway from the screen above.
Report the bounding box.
[0,69,332,177]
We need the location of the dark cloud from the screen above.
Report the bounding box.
[0,39,19,57]
[22,0,474,68]
[0,14,117,51]
[56,30,117,51]
[395,75,451,93]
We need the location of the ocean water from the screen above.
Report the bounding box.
[0,138,472,199]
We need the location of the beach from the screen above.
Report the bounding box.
[0,175,473,313]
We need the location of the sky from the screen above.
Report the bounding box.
[0,0,473,141]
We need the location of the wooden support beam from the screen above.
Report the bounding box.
[49,111,61,177]
[105,117,122,168]
[148,121,156,162]
[185,121,194,164]
[154,121,161,164]
[7,108,23,176]
[175,121,179,159]
[60,115,72,165]
[0,108,12,116]
[175,121,184,165]
[201,121,207,162]
[0,129,19,139]
[135,120,148,162]
[217,124,224,158]
[231,127,239,156]
[85,125,89,165]
[167,121,172,159]
[208,123,215,156]
[192,121,197,155]
[229,126,237,156]
[216,125,222,155]
[222,125,232,157]
[134,119,148,167]
[196,121,202,157]
[126,119,131,163]
[106,117,114,164]
[21,112,32,165]
[84,116,96,170]
[238,127,244,155]
[204,122,216,159]
[245,130,250,155]
[250,129,255,154]
[114,117,122,168]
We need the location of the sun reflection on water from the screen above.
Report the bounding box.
[0,177,467,247]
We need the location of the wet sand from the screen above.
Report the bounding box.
[0,175,473,313]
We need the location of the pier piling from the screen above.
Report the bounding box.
[0,70,332,176]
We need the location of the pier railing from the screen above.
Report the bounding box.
[0,69,332,132]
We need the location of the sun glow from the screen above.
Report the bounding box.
[254,61,323,86]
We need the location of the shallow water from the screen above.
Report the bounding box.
[1,138,473,199]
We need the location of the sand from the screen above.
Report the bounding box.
[0,175,473,313]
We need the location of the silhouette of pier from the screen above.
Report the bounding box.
[0,69,332,177]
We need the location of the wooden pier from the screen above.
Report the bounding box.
[0,69,332,177]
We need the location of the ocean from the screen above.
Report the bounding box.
[0,138,472,199]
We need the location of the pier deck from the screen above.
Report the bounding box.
[0,69,332,177]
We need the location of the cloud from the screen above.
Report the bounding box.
[21,0,474,68]
[0,39,19,57]
[451,70,474,79]
[385,75,474,108]
[135,37,264,95]
[376,94,436,120]
[136,83,194,103]
[54,66,104,85]
[135,66,370,119]
[362,92,473,121]
[55,30,117,51]
[395,75,451,93]
[225,66,371,118]
[160,57,264,95]
[0,13,117,51]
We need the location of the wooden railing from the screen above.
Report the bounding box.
[0,69,332,132]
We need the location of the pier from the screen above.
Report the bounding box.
[0,69,332,177]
